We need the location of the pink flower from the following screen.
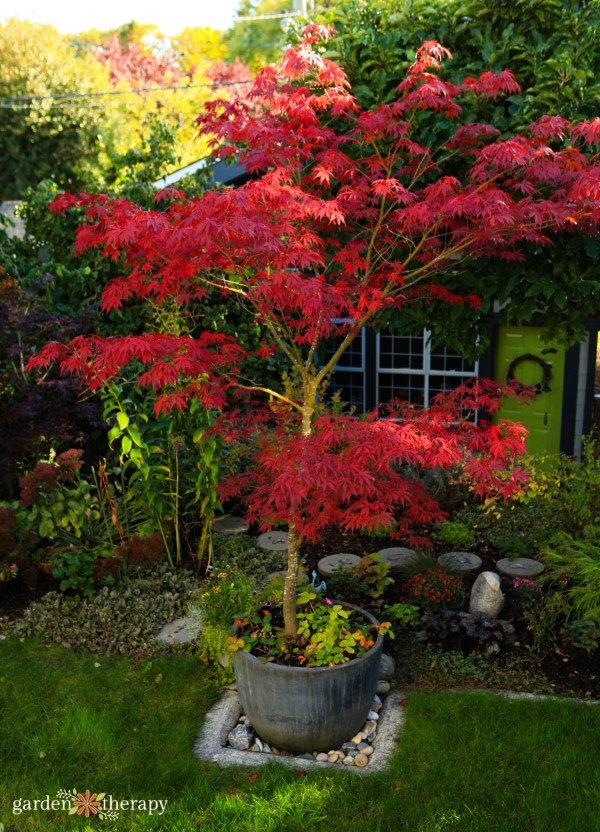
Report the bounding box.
[324,597,333,606]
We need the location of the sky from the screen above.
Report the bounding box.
[0,0,241,35]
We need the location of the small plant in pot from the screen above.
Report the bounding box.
[29,28,600,751]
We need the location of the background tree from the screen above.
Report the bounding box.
[225,0,296,69]
[0,19,113,199]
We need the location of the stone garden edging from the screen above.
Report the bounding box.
[193,687,408,774]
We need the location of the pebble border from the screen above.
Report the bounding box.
[193,687,408,774]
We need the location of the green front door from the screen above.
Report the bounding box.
[494,326,565,455]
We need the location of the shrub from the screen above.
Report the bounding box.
[417,610,515,653]
[402,565,465,611]
[432,521,477,550]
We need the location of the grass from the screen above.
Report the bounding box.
[1,639,600,831]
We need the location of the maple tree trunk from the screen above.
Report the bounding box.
[282,391,316,637]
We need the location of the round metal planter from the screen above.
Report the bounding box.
[232,604,383,753]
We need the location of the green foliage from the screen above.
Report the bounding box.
[0,563,199,654]
[212,531,288,581]
[514,440,600,537]
[315,0,600,352]
[228,591,392,667]
[383,601,421,629]
[523,589,573,646]
[0,19,114,199]
[326,553,394,603]
[186,569,256,681]
[432,521,477,550]
[543,534,600,624]
[18,449,101,542]
[50,549,100,597]
[103,383,222,564]
[561,619,600,654]
[225,0,292,70]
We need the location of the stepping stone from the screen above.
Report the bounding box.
[212,516,249,534]
[257,531,289,552]
[438,551,482,574]
[155,619,196,645]
[317,553,361,577]
[496,557,545,578]
[373,547,418,573]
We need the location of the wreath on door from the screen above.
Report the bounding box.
[506,353,553,395]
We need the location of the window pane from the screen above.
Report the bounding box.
[379,332,424,370]
[378,372,425,406]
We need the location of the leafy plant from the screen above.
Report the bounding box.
[18,449,100,541]
[228,590,392,667]
[326,554,393,603]
[50,550,103,597]
[383,602,421,629]
[543,533,600,623]
[185,569,257,681]
[523,590,574,647]
[402,565,466,611]
[560,619,600,654]
[432,521,476,550]
[417,610,515,652]
[30,27,600,647]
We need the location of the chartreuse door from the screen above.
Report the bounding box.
[494,326,566,455]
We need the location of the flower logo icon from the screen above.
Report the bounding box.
[69,790,105,817]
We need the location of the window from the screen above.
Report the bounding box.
[327,327,479,412]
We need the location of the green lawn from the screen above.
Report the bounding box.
[1,639,599,831]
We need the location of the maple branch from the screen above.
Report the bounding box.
[234,383,303,412]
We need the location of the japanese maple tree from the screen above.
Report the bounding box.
[29,26,600,637]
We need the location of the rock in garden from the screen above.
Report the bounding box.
[367,710,380,721]
[469,571,505,618]
[212,516,249,534]
[317,553,361,577]
[496,557,544,577]
[328,753,339,763]
[228,724,253,751]
[374,547,418,573]
[342,756,355,765]
[351,734,363,744]
[363,720,377,734]
[257,531,289,552]
[376,680,391,695]
[438,551,482,574]
[354,753,369,768]
[379,654,395,681]
[316,753,329,762]
[359,744,374,756]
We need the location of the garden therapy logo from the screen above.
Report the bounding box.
[57,789,119,820]
[11,789,168,819]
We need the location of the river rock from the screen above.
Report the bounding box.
[469,571,505,618]
[376,680,391,695]
[379,654,395,681]
[328,753,339,763]
[228,724,253,751]
[342,756,355,766]
[316,753,329,762]
[354,753,369,768]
